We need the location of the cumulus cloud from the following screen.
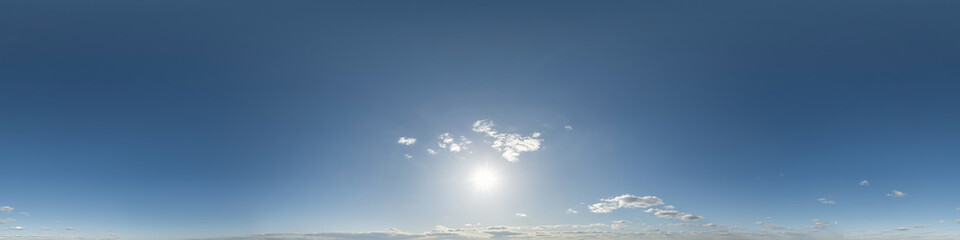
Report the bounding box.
[427,149,437,155]
[589,194,704,222]
[397,137,417,145]
[887,190,906,198]
[0,206,12,213]
[472,120,543,162]
[818,198,836,204]
[515,213,527,217]
[860,180,869,186]
[438,133,471,153]
[565,208,578,214]
[589,194,663,213]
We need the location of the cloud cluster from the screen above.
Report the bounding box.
[589,195,663,213]
[472,120,542,162]
[397,137,416,145]
[438,133,471,153]
[589,194,705,222]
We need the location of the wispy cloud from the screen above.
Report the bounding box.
[808,219,832,229]
[563,125,573,130]
[397,137,417,145]
[9,226,23,230]
[427,149,437,155]
[404,154,413,159]
[472,120,543,162]
[515,213,526,217]
[565,208,578,214]
[818,198,836,204]
[0,206,12,213]
[644,208,704,222]
[887,190,906,198]
[860,180,869,186]
[0,218,14,224]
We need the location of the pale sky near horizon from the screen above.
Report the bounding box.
[2,1,960,240]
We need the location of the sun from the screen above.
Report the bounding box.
[471,166,499,192]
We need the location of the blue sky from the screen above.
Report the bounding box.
[2,1,960,239]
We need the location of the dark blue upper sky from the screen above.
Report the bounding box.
[2,1,959,239]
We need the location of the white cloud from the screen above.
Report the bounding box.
[404,154,413,159]
[589,202,618,213]
[472,120,543,162]
[438,133,471,153]
[397,137,416,145]
[515,213,527,217]
[9,226,23,230]
[663,205,675,209]
[860,180,869,186]
[612,220,629,224]
[589,195,663,213]
[818,198,836,204]
[65,227,73,230]
[565,208,578,214]
[0,206,12,213]
[564,125,573,130]
[17,212,29,217]
[681,214,704,222]
[887,190,906,197]
[645,209,704,222]
[589,194,704,222]
[0,218,14,224]
[427,149,437,155]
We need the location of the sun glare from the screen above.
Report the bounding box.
[471,166,499,192]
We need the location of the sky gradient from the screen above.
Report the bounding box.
[2,1,960,239]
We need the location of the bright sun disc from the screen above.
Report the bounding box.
[471,167,499,192]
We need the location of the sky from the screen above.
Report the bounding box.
[2,0,960,239]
